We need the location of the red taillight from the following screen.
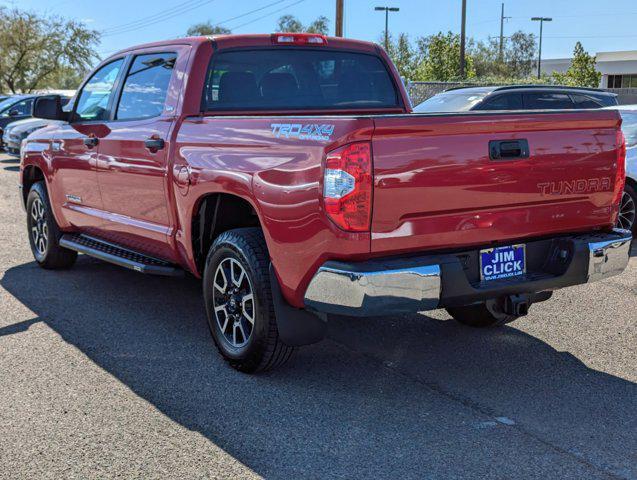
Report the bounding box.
[323,142,372,232]
[613,129,627,223]
[271,33,327,45]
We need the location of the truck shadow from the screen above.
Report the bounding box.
[1,258,636,478]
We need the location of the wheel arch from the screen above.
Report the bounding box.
[191,192,263,275]
[21,163,46,207]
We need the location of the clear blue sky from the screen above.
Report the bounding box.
[3,0,637,60]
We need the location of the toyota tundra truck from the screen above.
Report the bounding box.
[19,34,632,373]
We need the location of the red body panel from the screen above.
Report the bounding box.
[371,111,622,255]
[19,34,624,309]
[172,116,374,306]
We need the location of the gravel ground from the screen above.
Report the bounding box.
[0,152,635,479]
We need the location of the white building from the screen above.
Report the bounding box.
[543,50,637,89]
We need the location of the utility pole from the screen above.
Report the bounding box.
[375,6,399,51]
[335,0,344,37]
[499,3,511,59]
[460,0,467,78]
[531,16,552,79]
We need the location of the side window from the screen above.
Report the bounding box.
[477,93,523,111]
[1,98,33,117]
[74,59,124,121]
[116,53,176,120]
[524,92,575,110]
[570,94,602,109]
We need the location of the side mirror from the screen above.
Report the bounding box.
[33,96,69,121]
[8,109,19,117]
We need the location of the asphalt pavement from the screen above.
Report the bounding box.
[0,152,635,479]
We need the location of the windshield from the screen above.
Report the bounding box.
[202,49,399,111]
[620,112,637,147]
[414,92,488,112]
[0,96,24,113]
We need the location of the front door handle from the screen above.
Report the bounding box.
[144,137,165,151]
[83,136,98,148]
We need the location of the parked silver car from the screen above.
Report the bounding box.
[605,106,637,233]
[2,117,65,155]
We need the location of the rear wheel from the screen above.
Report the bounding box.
[617,183,636,234]
[203,228,294,373]
[26,182,77,269]
[446,298,520,328]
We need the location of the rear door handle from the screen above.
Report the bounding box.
[144,137,165,151]
[489,139,529,160]
[83,136,98,148]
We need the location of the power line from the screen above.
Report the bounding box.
[208,0,289,29]
[102,0,218,36]
[229,0,308,31]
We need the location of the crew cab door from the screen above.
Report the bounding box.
[94,48,188,261]
[49,58,125,230]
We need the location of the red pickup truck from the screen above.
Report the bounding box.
[20,34,632,373]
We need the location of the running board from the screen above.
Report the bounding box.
[59,234,183,276]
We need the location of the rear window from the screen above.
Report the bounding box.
[414,92,487,113]
[202,49,399,111]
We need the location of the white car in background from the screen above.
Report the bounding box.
[607,106,637,234]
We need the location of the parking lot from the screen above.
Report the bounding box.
[0,151,635,479]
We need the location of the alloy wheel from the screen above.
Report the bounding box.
[30,198,48,256]
[617,190,636,231]
[212,257,255,348]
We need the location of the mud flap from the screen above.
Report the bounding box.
[269,264,328,347]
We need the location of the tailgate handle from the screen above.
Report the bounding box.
[489,139,529,160]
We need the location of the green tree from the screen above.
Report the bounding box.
[307,16,329,35]
[45,65,87,90]
[472,31,536,80]
[416,31,475,81]
[382,33,419,80]
[552,42,601,87]
[186,21,231,36]
[505,31,536,78]
[0,7,99,93]
[275,15,329,35]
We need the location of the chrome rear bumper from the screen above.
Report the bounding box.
[303,229,632,316]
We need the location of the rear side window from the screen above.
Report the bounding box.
[116,53,176,120]
[477,93,523,111]
[202,49,399,111]
[523,92,575,110]
[570,94,603,108]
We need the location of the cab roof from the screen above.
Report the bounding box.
[109,34,381,58]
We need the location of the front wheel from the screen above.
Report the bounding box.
[26,182,77,269]
[203,228,294,373]
[446,298,521,328]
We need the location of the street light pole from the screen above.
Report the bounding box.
[375,6,399,51]
[460,0,467,78]
[531,16,552,79]
[499,3,511,60]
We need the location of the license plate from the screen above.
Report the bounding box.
[479,244,526,281]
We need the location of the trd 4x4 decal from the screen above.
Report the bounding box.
[270,123,335,141]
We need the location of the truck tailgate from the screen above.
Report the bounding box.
[370,111,623,254]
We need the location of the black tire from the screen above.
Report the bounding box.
[26,182,77,269]
[446,299,520,328]
[617,182,636,235]
[203,227,294,373]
